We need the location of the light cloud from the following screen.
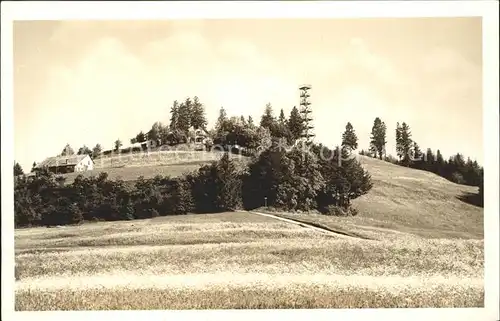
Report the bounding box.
[14,19,483,171]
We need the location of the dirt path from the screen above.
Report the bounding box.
[248,211,370,240]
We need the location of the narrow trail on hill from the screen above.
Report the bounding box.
[247,211,372,240]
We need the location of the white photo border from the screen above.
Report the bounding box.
[1,1,498,321]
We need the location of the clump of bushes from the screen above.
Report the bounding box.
[322,205,359,216]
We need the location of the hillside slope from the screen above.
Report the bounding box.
[351,155,483,239]
[57,151,248,184]
[271,155,482,240]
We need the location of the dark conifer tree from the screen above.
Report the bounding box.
[369,117,387,160]
[260,103,276,130]
[425,148,435,172]
[14,162,24,176]
[396,122,403,161]
[216,107,228,130]
[191,96,208,130]
[247,115,254,127]
[177,98,192,133]
[288,106,303,141]
[341,122,358,153]
[279,108,286,124]
[399,122,413,166]
[169,100,180,130]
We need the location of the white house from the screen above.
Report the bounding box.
[36,154,94,174]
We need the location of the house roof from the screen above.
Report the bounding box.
[36,154,90,168]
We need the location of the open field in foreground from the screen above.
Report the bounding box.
[15,211,484,310]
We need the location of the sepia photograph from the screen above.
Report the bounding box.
[2,1,499,320]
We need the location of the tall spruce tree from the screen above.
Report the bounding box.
[400,122,413,166]
[288,106,303,141]
[216,107,228,130]
[169,100,180,130]
[260,103,276,130]
[396,122,403,161]
[177,98,192,133]
[247,115,254,127]
[425,148,435,172]
[14,162,24,176]
[341,122,358,153]
[278,108,286,124]
[214,153,242,211]
[369,117,387,160]
[412,141,423,169]
[436,149,445,176]
[191,96,208,129]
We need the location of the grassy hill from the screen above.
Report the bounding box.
[272,155,483,239]
[354,155,482,238]
[58,151,249,184]
[57,151,483,239]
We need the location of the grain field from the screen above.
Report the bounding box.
[15,211,484,310]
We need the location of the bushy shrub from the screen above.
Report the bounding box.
[322,205,359,216]
[163,177,194,215]
[313,144,372,212]
[478,175,484,206]
[151,208,160,218]
[70,203,84,224]
[189,153,243,212]
[242,143,371,213]
[451,172,466,185]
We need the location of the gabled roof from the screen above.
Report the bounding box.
[36,154,90,168]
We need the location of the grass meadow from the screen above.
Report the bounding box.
[14,155,484,310]
[15,211,483,310]
[57,151,250,185]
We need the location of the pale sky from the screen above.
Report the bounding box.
[14,18,483,171]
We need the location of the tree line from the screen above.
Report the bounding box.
[15,108,483,197]
[130,96,209,147]
[14,98,484,228]
[21,97,305,172]
[358,117,483,192]
[14,137,373,227]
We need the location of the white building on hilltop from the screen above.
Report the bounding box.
[35,154,94,174]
